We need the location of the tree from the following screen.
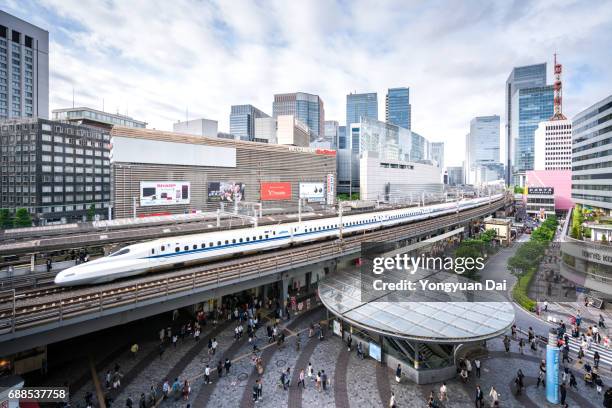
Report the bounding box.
[571,205,584,239]
[87,204,96,221]
[0,209,12,229]
[13,208,32,228]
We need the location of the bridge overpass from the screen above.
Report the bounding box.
[0,196,510,355]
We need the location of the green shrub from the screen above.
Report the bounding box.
[512,267,537,311]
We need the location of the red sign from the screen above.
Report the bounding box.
[261,182,292,201]
[315,148,337,156]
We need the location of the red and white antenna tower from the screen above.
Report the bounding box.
[551,53,566,120]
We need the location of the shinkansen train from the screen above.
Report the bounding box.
[54,194,502,286]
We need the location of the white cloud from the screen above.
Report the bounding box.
[6,0,612,166]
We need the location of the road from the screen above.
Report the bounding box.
[480,234,552,335]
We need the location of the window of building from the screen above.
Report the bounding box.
[11,30,20,44]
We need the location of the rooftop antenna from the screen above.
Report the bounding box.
[72,87,75,108]
[550,53,567,120]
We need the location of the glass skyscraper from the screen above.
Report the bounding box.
[230,104,269,141]
[512,85,554,181]
[385,87,411,130]
[273,92,324,139]
[346,92,378,127]
[465,115,502,184]
[505,63,547,184]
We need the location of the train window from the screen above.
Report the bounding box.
[265,234,269,239]
[239,238,243,243]
[232,239,236,244]
[225,240,229,245]
[217,241,221,246]
[193,245,197,250]
[109,248,130,257]
[151,249,155,255]
[201,244,205,249]
[161,245,165,251]
[184,246,189,251]
[246,237,250,242]
[175,247,180,252]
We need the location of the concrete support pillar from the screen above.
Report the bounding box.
[281,275,290,315]
[30,254,36,272]
[262,284,269,303]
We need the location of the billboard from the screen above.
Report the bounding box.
[326,173,335,205]
[528,187,554,195]
[369,342,382,362]
[140,181,190,206]
[299,182,325,202]
[261,182,292,201]
[207,181,245,202]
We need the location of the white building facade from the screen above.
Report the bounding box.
[534,118,572,170]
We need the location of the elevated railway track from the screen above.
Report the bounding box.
[0,196,509,341]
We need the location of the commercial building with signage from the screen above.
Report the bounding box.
[526,169,572,218]
[110,127,336,218]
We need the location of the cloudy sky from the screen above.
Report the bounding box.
[3,0,612,166]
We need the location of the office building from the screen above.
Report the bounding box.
[324,120,339,149]
[447,166,464,186]
[534,119,572,170]
[229,104,269,141]
[276,115,310,147]
[254,117,277,144]
[339,117,430,194]
[346,92,377,128]
[52,107,147,129]
[359,151,442,201]
[505,63,547,184]
[253,115,310,147]
[0,118,110,224]
[338,126,347,149]
[110,126,336,218]
[173,118,218,138]
[273,92,324,139]
[430,142,444,169]
[465,115,501,184]
[386,87,411,130]
[0,11,49,119]
[571,94,612,213]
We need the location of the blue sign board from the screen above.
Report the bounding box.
[546,345,560,404]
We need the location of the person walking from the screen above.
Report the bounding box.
[162,379,169,400]
[204,365,211,384]
[439,382,447,402]
[475,384,484,408]
[474,358,481,378]
[212,338,218,355]
[225,358,231,375]
[562,344,571,363]
[395,364,402,383]
[347,334,352,352]
[321,370,328,391]
[308,362,314,381]
[252,380,259,402]
[489,386,499,407]
[560,382,567,405]
[594,350,601,368]
[316,371,321,392]
[569,372,578,389]
[182,380,190,401]
[257,378,263,401]
[389,391,397,408]
[503,335,511,352]
[518,338,524,354]
[298,369,306,389]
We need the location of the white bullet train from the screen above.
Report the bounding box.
[54,194,502,286]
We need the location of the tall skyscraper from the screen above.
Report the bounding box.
[0,11,49,119]
[465,115,501,184]
[272,92,324,139]
[505,63,548,184]
[572,94,612,212]
[430,142,444,169]
[229,104,269,141]
[385,87,411,130]
[346,92,377,127]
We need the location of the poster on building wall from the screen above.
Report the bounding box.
[140,181,190,206]
[369,342,382,362]
[333,320,342,337]
[207,181,245,202]
[260,182,292,201]
[299,182,325,202]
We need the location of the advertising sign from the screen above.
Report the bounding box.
[140,181,190,206]
[369,342,382,362]
[207,182,245,202]
[546,344,560,403]
[528,187,554,195]
[333,320,342,337]
[261,182,292,201]
[326,174,335,205]
[299,182,325,202]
